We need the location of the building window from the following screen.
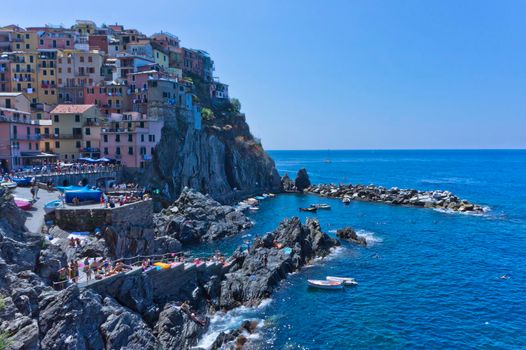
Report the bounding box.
[88,56,92,63]
[116,147,121,155]
[55,141,60,148]
[103,135,108,142]
[54,115,59,122]
[85,128,91,135]
[141,134,145,142]
[76,141,81,148]
[128,147,133,155]
[115,134,120,142]
[35,143,39,150]
[86,141,91,148]
[75,115,80,122]
[104,147,108,155]
[128,134,132,142]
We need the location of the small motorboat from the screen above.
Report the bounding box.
[0,181,17,189]
[308,279,343,290]
[44,199,63,214]
[14,197,32,211]
[299,207,317,212]
[255,195,266,201]
[248,206,260,211]
[326,276,358,286]
[342,196,351,205]
[311,203,331,210]
[12,177,33,187]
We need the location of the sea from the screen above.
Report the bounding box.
[196,150,526,349]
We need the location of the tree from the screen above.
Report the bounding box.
[201,107,214,121]
[230,98,241,114]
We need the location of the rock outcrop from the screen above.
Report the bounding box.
[210,319,259,350]
[216,217,339,309]
[131,94,281,204]
[294,168,311,192]
[281,168,311,193]
[336,227,367,246]
[154,188,253,244]
[308,183,486,213]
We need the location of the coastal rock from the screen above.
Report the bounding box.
[217,217,339,309]
[280,173,296,192]
[294,168,311,192]
[336,227,367,246]
[307,183,485,213]
[155,304,208,350]
[154,188,253,244]
[210,319,259,350]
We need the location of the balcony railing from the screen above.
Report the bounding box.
[41,133,82,140]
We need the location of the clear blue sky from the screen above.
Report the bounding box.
[2,0,525,149]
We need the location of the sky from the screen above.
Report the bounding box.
[2,0,525,150]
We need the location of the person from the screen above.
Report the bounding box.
[75,237,81,247]
[30,186,36,200]
[85,264,92,282]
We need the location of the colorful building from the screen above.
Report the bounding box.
[36,49,58,106]
[0,92,48,170]
[56,50,104,103]
[7,51,38,104]
[46,104,101,161]
[100,112,163,168]
[37,31,75,50]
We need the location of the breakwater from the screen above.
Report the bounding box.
[307,183,486,213]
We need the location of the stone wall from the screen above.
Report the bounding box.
[35,169,122,187]
[53,199,153,231]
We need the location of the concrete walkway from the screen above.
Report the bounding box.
[13,186,60,233]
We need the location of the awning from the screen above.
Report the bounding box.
[20,152,57,158]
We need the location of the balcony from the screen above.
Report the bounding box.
[41,133,82,140]
[11,134,42,141]
[80,147,101,153]
[101,127,130,133]
[41,82,57,89]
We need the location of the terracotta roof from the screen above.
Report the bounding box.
[50,104,95,114]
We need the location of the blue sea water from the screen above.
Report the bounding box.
[198,150,526,349]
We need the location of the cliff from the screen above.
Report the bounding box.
[130,77,281,204]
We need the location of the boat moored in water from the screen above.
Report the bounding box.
[326,276,358,286]
[342,196,351,204]
[308,279,344,290]
[311,203,331,210]
[299,206,317,212]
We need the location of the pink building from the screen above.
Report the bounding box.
[84,82,130,115]
[0,92,48,170]
[38,31,76,50]
[100,112,163,168]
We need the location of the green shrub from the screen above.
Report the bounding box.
[201,107,214,121]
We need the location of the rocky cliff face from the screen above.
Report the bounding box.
[127,78,281,204]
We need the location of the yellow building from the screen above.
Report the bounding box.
[153,48,169,69]
[36,50,58,105]
[8,51,38,104]
[11,30,38,52]
[72,20,96,35]
[45,104,101,160]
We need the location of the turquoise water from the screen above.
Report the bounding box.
[200,150,526,349]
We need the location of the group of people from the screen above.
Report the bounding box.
[57,260,80,285]
[55,256,132,288]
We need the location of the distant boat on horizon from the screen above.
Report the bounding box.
[324,149,332,163]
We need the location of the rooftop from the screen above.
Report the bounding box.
[50,104,95,114]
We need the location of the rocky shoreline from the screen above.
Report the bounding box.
[306,183,486,213]
[0,186,343,350]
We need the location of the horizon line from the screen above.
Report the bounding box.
[266,148,526,152]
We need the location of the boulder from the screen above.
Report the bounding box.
[336,227,367,246]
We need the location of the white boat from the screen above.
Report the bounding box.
[307,279,343,290]
[311,203,331,210]
[248,206,260,211]
[0,181,17,189]
[326,276,358,286]
[342,197,351,204]
[44,200,63,214]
